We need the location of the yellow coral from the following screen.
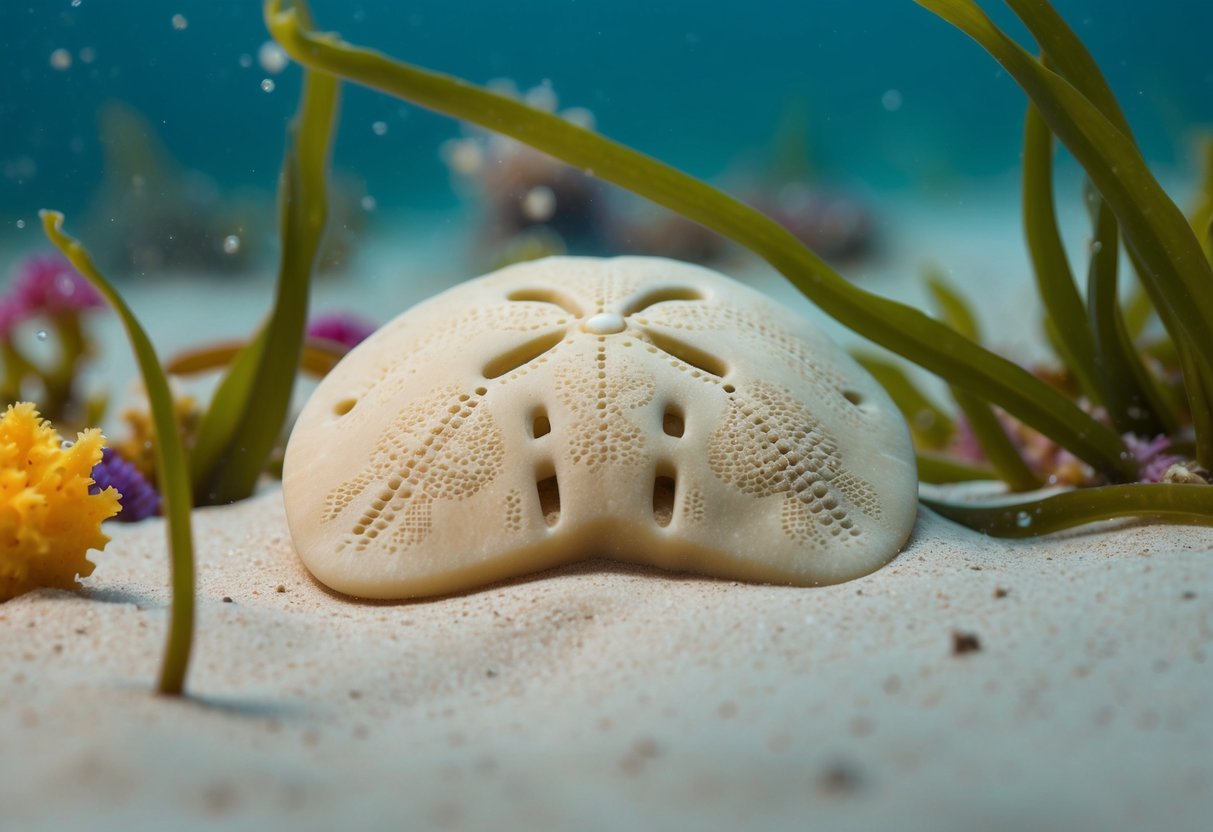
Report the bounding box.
[0,402,121,600]
[114,393,200,484]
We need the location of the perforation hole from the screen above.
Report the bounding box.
[662,404,685,438]
[483,330,564,379]
[843,389,864,407]
[653,472,676,528]
[333,397,357,416]
[532,408,551,439]
[506,287,583,317]
[623,286,705,316]
[537,472,561,527]
[644,330,728,378]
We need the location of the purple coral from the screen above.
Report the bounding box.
[8,253,104,318]
[306,312,377,349]
[1123,433,1180,484]
[90,447,161,522]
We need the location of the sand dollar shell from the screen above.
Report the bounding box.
[283,256,917,598]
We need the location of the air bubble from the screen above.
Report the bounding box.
[61,439,74,449]
[371,121,389,136]
[444,139,483,175]
[171,14,188,30]
[260,78,276,93]
[223,234,241,254]
[522,186,556,222]
[258,41,288,74]
[50,49,72,70]
[1016,511,1032,529]
[36,330,48,341]
[360,195,377,212]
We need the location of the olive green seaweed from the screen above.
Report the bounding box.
[260,0,1213,536]
[1083,187,1174,437]
[851,353,955,450]
[40,211,196,697]
[950,390,1041,492]
[1009,7,1170,440]
[916,454,998,485]
[916,0,1213,469]
[922,483,1213,538]
[263,0,1136,483]
[189,16,340,506]
[850,353,1005,484]
[922,269,980,342]
[925,271,1040,491]
[1194,137,1213,261]
[1020,102,1101,404]
[167,338,349,380]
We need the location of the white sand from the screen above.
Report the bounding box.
[3,191,1212,829]
[2,491,1210,831]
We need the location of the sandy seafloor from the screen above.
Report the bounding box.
[2,187,1212,830]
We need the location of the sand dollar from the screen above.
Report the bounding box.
[283,256,917,598]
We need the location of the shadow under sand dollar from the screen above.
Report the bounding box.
[300,553,736,608]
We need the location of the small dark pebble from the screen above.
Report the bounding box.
[993,587,1009,599]
[1181,591,1197,600]
[817,760,865,795]
[952,630,982,655]
[486,669,498,678]
[222,597,233,604]
[276,585,286,593]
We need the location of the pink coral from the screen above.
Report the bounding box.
[8,253,104,318]
[306,312,377,349]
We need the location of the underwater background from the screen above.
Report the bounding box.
[3,0,1211,229]
[2,0,1213,289]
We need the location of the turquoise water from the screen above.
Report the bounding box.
[1,1,1210,243]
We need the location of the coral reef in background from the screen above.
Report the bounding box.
[747,183,876,264]
[442,82,612,260]
[0,402,120,600]
[440,81,876,270]
[1,252,108,430]
[86,101,266,275]
[83,101,369,278]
